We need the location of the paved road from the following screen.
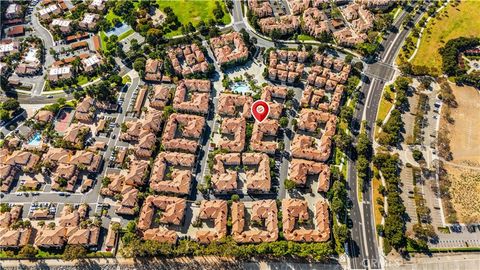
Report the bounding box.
[1,72,140,229]
[347,5,427,269]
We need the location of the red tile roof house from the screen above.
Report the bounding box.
[217,93,253,118]
[196,200,228,244]
[211,153,241,193]
[0,164,17,192]
[282,199,330,242]
[149,151,195,196]
[243,153,271,193]
[261,85,287,112]
[250,119,279,154]
[217,117,246,152]
[258,15,300,37]
[173,79,211,114]
[0,206,32,249]
[210,32,249,68]
[137,195,186,244]
[7,25,25,37]
[74,96,96,123]
[231,200,278,243]
[144,59,164,82]
[302,8,330,39]
[62,123,89,149]
[288,158,330,192]
[268,50,306,84]
[149,85,170,110]
[248,0,273,18]
[167,44,210,77]
[34,205,100,249]
[161,113,206,154]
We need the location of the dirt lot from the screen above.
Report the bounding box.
[446,85,480,164]
[444,164,480,223]
[442,85,480,223]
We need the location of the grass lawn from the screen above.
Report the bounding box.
[76,75,89,85]
[157,0,231,37]
[106,9,122,24]
[411,1,480,76]
[122,75,132,84]
[99,31,107,52]
[375,85,394,137]
[390,5,401,19]
[297,34,315,41]
[118,29,134,41]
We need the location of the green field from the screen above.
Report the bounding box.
[157,0,231,37]
[377,85,394,123]
[411,1,480,75]
[122,75,132,84]
[118,29,134,41]
[297,34,315,41]
[106,9,122,24]
[99,31,107,51]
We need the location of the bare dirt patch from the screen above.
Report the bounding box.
[445,85,480,164]
[444,164,480,223]
[441,84,480,223]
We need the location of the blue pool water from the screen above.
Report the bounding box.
[232,82,252,95]
[106,24,132,37]
[27,133,42,146]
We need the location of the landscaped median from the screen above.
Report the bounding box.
[374,77,410,146]
[374,84,395,138]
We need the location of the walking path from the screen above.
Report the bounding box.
[407,1,450,62]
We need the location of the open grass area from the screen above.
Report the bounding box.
[122,75,132,84]
[99,31,107,52]
[76,75,89,86]
[411,1,480,76]
[375,84,395,137]
[157,0,231,37]
[297,34,315,41]
[118,29,134,41]
[106,9,122,24]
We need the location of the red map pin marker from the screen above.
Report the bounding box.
[251,100,270,123]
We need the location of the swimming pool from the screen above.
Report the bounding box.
[232,82,252,95]
[27,133,42,146]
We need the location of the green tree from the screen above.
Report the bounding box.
[18,244,38,258]
[62,245,87,261]
[1,98,19,111]
[279,117,289,128]
[284,179,297,190]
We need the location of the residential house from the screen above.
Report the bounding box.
[149,151,195,195]
[210,32,249,67]
[231,200,278,243]
[48,65,72,82]
[162,113,205,153]
[196,200,228,244]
